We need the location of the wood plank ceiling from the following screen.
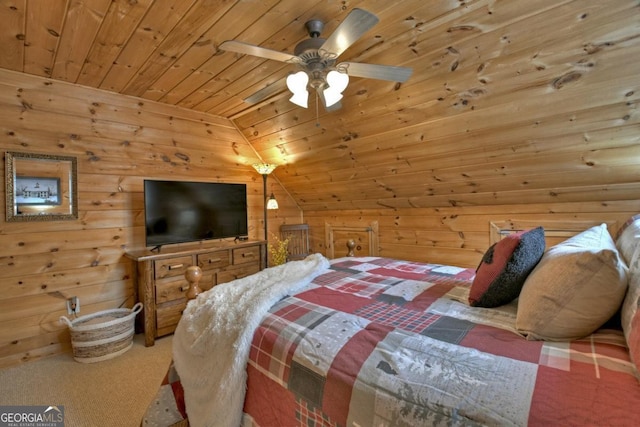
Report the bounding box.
[1,0,639,211]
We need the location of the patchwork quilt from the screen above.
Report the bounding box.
[242,257,640,426]
[143,256,640,426]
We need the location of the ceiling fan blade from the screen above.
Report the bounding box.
[219,40,300,63]
[340,62,413,82]
[320,8,379,58]
[243,79,286,104]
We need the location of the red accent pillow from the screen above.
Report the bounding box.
[469,227,545,307]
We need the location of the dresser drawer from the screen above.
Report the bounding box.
[155,275,188,304]
[217,263,261,284]
[233,246,260,265]
[197,250,231,271]
[156,299,187,336]
[154,256,192,280]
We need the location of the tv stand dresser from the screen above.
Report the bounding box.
[125,240,266,346]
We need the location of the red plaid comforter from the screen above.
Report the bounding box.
[242,257,640,426]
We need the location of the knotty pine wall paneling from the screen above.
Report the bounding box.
[307,202,640,267]
[0,69,300,368]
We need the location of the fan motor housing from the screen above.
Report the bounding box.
[294,37,326,57]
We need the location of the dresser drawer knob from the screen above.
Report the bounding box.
[180,285,189,292]
[167,263,184,270]
[208,258,221,264]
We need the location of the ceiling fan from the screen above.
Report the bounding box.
[219,8,412,110]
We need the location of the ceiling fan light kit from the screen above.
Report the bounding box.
[219,8,412,111]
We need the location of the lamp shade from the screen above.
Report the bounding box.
[323,70,349,107]
[266,193,279,210]
[323,88,343,107]
[289,91,309,108]
[252,163,277,175]
[326,70,349,92]
[286,71,309,108]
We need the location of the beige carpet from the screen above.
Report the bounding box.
[0,334,174,427]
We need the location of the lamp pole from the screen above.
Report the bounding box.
[252,163,277,267]
[261,173,268,241]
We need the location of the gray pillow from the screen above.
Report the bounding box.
[516,224,628,341]
[469,227,545,307]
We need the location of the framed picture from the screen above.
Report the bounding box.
[6,151,77,221]
[14,176,62,206]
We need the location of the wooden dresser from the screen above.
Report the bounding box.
[125,240,266,346]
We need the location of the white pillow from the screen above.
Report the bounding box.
[616,214,640,271]
[516,224,628,341]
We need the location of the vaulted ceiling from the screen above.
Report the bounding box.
[2,0,639,211]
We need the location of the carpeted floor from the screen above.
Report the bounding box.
[0,334,174,427]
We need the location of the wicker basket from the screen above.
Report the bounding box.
[60,302,143,363]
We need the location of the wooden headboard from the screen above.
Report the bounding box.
[490,219,619,246]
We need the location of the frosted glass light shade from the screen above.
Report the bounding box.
[323,70,349,107]
[326,70,349,92]
[289,91,309,108]
[266,193,279,210]
[286,71,309,108]
[323,88,343,107]
[286,71,309,92]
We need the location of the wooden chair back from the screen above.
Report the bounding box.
[280,224,310,261]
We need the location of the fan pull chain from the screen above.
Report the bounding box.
[315,91,320,127]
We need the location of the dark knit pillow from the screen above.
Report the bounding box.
[469,227,545,307]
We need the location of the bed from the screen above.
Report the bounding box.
[141,217,640,427]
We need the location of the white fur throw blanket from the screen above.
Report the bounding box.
[172,253,330,427]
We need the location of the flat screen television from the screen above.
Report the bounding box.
[144,179,248,248]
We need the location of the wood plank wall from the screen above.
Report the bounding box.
[307,203,640,267]
[0,69,301,368]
